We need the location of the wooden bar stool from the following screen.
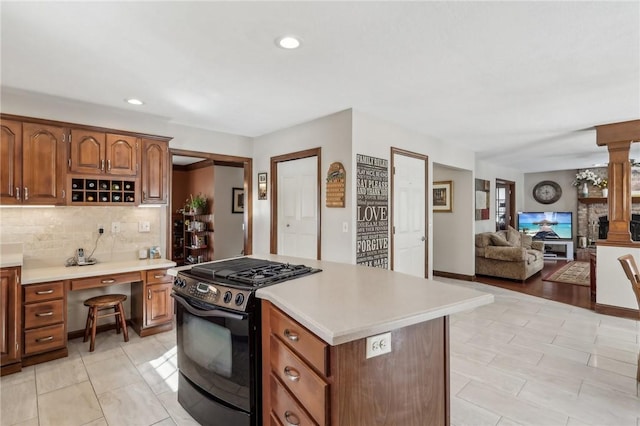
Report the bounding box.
[83,294,129,352]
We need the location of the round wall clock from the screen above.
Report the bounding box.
[533,180,562,204]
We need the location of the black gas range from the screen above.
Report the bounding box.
[172,257,320,426]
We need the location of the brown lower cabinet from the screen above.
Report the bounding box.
[22,281,68,366]
[1,267,21,375]
[261,301,450,426]
[130,268,174,337]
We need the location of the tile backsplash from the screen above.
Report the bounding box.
[0,206,162,265]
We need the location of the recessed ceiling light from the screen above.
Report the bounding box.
[125,98,144,106]
[276,36,302,49]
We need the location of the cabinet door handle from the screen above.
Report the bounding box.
[154,274,165,279]
[36,289,54,295]
[283,366,300,382]
[101,279,116,284]
[36,311,54,317]
[283,329,299,342]
[36,336,54,343]
[62,189,66,199]
[108,160,111,171]
[15,187,20,201]
[24,187,28,201]
[148,289,152,300]
[101,159,105,171]
[284,411,301,426]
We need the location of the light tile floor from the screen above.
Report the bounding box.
[1,280,638,426]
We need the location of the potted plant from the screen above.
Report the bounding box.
[598,178,608,197]
[188,193,207,214]
[572,169,602,198]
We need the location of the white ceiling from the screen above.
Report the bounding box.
[1,1,638,173]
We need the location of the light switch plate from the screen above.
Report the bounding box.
[139,221,150,232]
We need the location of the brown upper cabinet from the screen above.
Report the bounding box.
[1,119,67,205]
[70,129,138,176]
[140,138,169,204]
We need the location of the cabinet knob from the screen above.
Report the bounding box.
[284,411,301,426]
[283,366,300,382]
[24,187,28,201]
[15,187,20,201]
[283,329,299,342]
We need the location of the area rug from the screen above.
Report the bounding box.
[543,261,590,286]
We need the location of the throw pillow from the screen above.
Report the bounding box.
[506,226,521,246]
[490,233,513,247]
[521,234,533,249]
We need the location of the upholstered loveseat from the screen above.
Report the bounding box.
[475,227,544,282]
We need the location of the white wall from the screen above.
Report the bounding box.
[252,110,353,262]
[433,165,474,276]
[1,88,253,157]
[352,110,477,276]
[213,165,245,259]
[474,159,525,234]
[596,245,639,310]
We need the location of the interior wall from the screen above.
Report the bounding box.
[213,165,244,260]
[474,159,525,234]
[432,165,474,276]
[352,110,476,275]
[251,110,353,262]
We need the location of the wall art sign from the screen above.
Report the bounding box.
[356,154,389,269]
[258,172,267,200]
[433,180,453,212]
[475,178,490,220]
[326,162,346,208]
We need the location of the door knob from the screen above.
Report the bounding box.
[421,236,426,242]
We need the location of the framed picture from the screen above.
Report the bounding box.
[258,172,267,200]
[232,187,245,213]
[433,181,453,212]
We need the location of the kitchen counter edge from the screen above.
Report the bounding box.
[21,259,177,285]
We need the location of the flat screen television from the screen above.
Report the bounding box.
[517,211,573,240]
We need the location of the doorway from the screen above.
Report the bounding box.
[390,148,429,278]
[168,149,252,264]
[496,179,516,231]
[270,148,321,260]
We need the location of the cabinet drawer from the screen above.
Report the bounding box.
[270,306,328,375]
[24,281,64,303]
[270,373,318,426]
[24,300,64,329]
[23,323,65,355]
[271,336,327,425]
[70,271,141,290]
[145,269,172,285]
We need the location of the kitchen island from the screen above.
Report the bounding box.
[254,254,493,426]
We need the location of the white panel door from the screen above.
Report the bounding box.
[393,153,426,277]
[278,157,318,259]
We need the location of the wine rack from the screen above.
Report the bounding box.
[70,178,136,204]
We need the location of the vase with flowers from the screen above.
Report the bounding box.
[598,179,608,197]
[573,169,602,198]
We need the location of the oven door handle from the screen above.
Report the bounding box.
[171,293,247,320]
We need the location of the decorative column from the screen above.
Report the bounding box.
[595,119,640,246]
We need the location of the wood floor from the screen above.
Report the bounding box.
[474,260,592,310]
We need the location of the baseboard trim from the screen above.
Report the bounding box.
[68,323,118,340]
[594,303,640,320]
[432,271,475,281]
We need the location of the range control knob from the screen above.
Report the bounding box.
[173,277,184,288]
[235,293,245,306]
[223,291,233,304]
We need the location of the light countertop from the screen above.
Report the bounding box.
[21,258,176,284]
[169,255,494,346]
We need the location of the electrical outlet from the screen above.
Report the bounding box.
[98,225,104,234]
[138,221,150,233]
[366,332,391,359]
[111,222,121,233]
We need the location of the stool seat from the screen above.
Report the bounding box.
[83,293,129,352]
